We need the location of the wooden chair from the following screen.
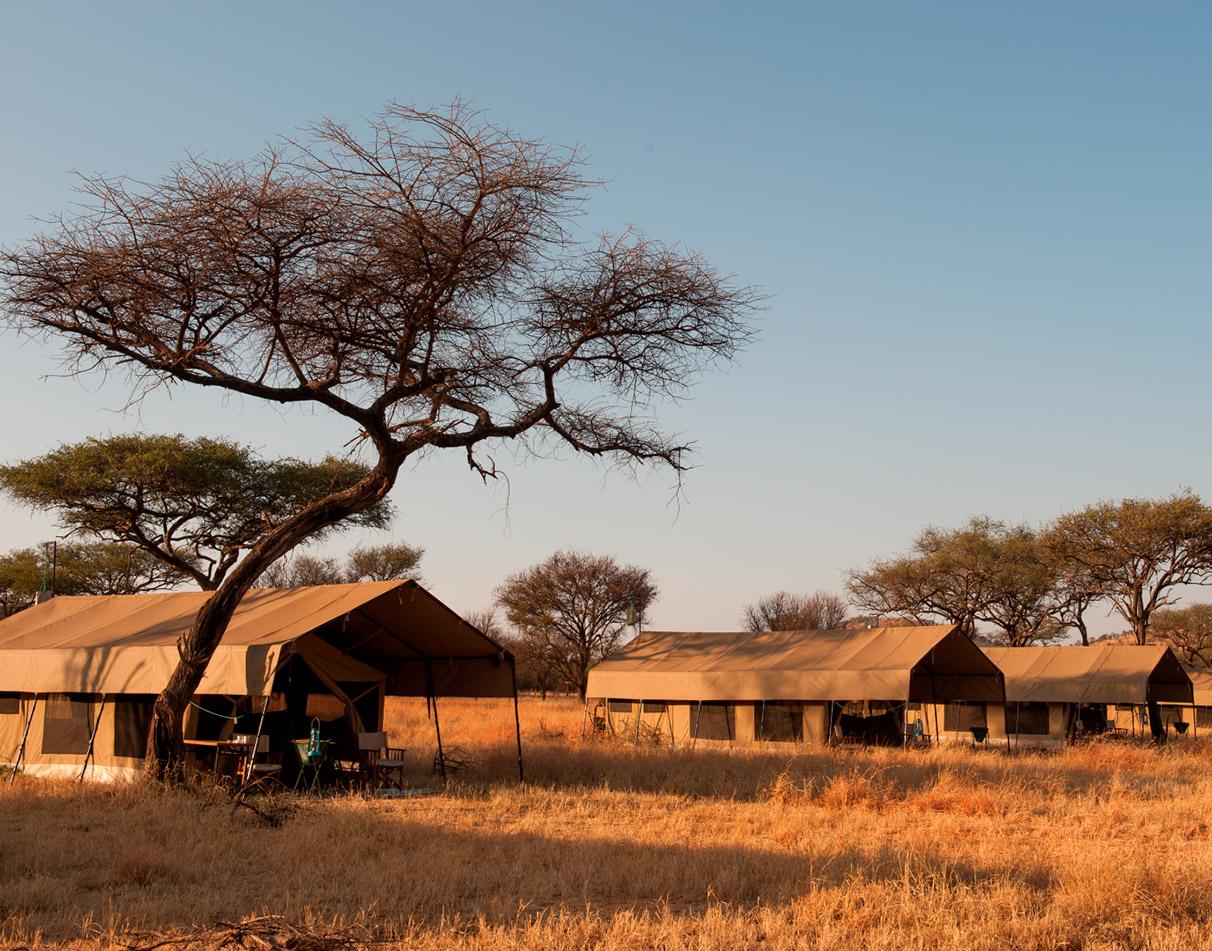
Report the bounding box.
[358,732,406,790]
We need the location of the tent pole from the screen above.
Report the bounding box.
[246,692,272,783]
[509,656,524,783]
[1001,674,1010,753]
[78,694,107,783]
[579,697,589,744]
[10,694,39,784]
[426,662,446,783]
[634,700,643,746]
[692,700,702,749]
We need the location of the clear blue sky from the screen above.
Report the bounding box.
[1,2,1209,634]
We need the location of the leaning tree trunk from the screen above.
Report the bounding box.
[143,463,398,782]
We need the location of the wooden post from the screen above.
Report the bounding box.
[9,694,39,784]
[78,694,107,783]
[509,656,524,783]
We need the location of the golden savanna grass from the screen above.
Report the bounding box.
[4,696,1212,949]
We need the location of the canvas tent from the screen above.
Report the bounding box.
[0,580,520,781]
[586,625,1005,746]
[923,645,1194,747]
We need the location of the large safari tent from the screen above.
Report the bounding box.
[923,645,1194,747]
[586,624,1006,746]
[0,581,520,781]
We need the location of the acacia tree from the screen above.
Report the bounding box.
[1044,493,1212,645]
[846,517,1008,637]
[258,543,423,587]
[740,590,848,632]
[496,551,657,700]
[1151,604,1212,667]
[974,525,1065,647]
[0,434,390,590]
[0,103,754,779]
[848,517,1066,646]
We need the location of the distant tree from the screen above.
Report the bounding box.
[345,543,424,583]
[0,542,178,617]
[847,517,1006,637]
[496,551,657,700]
[0,102,753,779]
[0,434,391,591]
[975,525,1065,647]
[1039,541,1102,646]
[463,608,504,640]
[741,590,849,632]
[1151,604,1212,667]
[1044,493,1212,645]
[258,543,423,588]
[848,517,1067,646]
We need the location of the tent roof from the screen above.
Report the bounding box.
[0,581,514,697]
[587,625,1004,703]
[983,645,1192,704]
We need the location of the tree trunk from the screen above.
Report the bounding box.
[143,461,398,781]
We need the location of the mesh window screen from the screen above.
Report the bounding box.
[41,694,92,754]
[757,702,802,742]
[943,702,987,732]
[1007,702,1050,735]
[691,703,735,740]
[113,698,154,758]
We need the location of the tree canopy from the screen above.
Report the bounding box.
[0,434,391,590]
[257,543,423,588]
[1044,493,1212,645]
[496,550,657,700]
[1151,604,1212,667]
[740,590,848,632]
[847,517,1067,646]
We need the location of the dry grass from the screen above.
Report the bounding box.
[4,696,1212,949]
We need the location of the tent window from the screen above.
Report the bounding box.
[641,702,667,714]
[1008,702,1050,735]
[757,702,802,742]
[1196,707,1212,727]
[113,698,154,759]
[609,701,634,714]
[943,702,987,732]
[692,703,735,741]
[42,694,93,754]
[0,693,20,715]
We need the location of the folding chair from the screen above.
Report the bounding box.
[358,731,407,790]
[239,735,283,794]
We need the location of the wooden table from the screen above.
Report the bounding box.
[184,737,254,775]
